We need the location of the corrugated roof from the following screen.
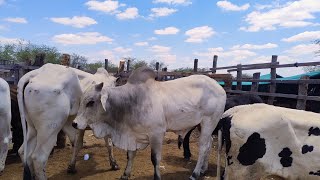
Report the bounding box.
[218,71,320,86]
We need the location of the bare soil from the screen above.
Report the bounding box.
[3,130,221,180]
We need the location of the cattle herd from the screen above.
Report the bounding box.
[0,63,319,180]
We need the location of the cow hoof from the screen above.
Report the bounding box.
[189,172,199,180]
[67,165,77,174]
[120,175,129,180]
[111,163,120,171]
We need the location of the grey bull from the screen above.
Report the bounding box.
[72,67,227,180]
[0,78,11,175]
[17,64,119,180]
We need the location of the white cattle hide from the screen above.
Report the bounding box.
[17,63,117,180]
[219,104,320,180]
[0,78,11,173]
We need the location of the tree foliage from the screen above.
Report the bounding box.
[149,60,166,70]
[0,41,60,64]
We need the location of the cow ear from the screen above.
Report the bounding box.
[95,82,104,91]
[100,93,108,111]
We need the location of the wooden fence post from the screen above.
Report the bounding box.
[162,67,167,81]
[236,64,242,90]
[251,72,260,92]
[212,55,218,73]
[296,75,310,110]
[127,59,131,72]
[60,54,70,66]
[267,55,278,105]
[224,75,232,91]
[194,59,198,72]
[105,59,108,70]
[56,53,71,148]
[13,65,19,85]
[33,53,45,67]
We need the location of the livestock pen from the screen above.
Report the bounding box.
[1,54,320,180]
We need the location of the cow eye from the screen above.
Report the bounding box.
[86,100,95,107]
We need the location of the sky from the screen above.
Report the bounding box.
[0,0,320,76]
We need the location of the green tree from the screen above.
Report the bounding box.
[85,61,104,73]
[122,57,149,71]
[70,53,88,68]
[0,44,16,61]
[132,60,148,70]
[106,62,118,73]
[173,67,193,72]
[149,60,166,70]
[0,41,61,64]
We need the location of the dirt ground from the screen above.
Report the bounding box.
[2,130,222,180]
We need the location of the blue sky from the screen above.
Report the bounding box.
[0,0,319,76]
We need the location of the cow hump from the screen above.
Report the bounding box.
[127,66,156,84]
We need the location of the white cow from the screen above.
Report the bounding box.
[218,103,320,180]
[0,78,11,174]
[72,67,227,180]
[17,63,118,180]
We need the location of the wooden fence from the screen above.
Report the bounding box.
[0,55,44,85]
[2,54,320,111]
[106,55,320,111]
[210,55,320,110]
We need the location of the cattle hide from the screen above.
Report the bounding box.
[219,104,320,180]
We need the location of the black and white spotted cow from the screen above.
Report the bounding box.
[218,103,320,180]
[179,94,263,160]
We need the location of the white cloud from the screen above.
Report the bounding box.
[150,7,178,17]
[134,41,149,46]
[185,26,215,43]
[148,37,157,41]
[116,7,139,20]
[149,45,176,63]
[217,1,250,11]
[152,0,192,6]
[284,44,319,56]
[50,16,97,28]
[85,0,122,14]
[52,32,113,45]
[4,17,28,24]
[113,47,132,54]
[231,43,278,50]
[98,50,115,61]
[155,54,177,63]
[254,4,273,11]
[194,47,256,62]
[250,55,296,64]
[282,31,320,42]
[154,27,180,35]
[0,0,5,6]
[0,37,27,44]
[241,0,320,32]
[0,25,7,31]
[150,45,171,53]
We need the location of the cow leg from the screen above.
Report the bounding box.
[150,134,163,180]
[190,117,215,180]
[104,136,119,170]
[19,122,37,180]
[31,128,61,180]
[67,129,84,174]
[120,150,136,180]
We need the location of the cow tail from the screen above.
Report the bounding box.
[17,70,39,180]
[217,129,222,179]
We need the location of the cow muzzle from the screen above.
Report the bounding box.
[72,122,78,129]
